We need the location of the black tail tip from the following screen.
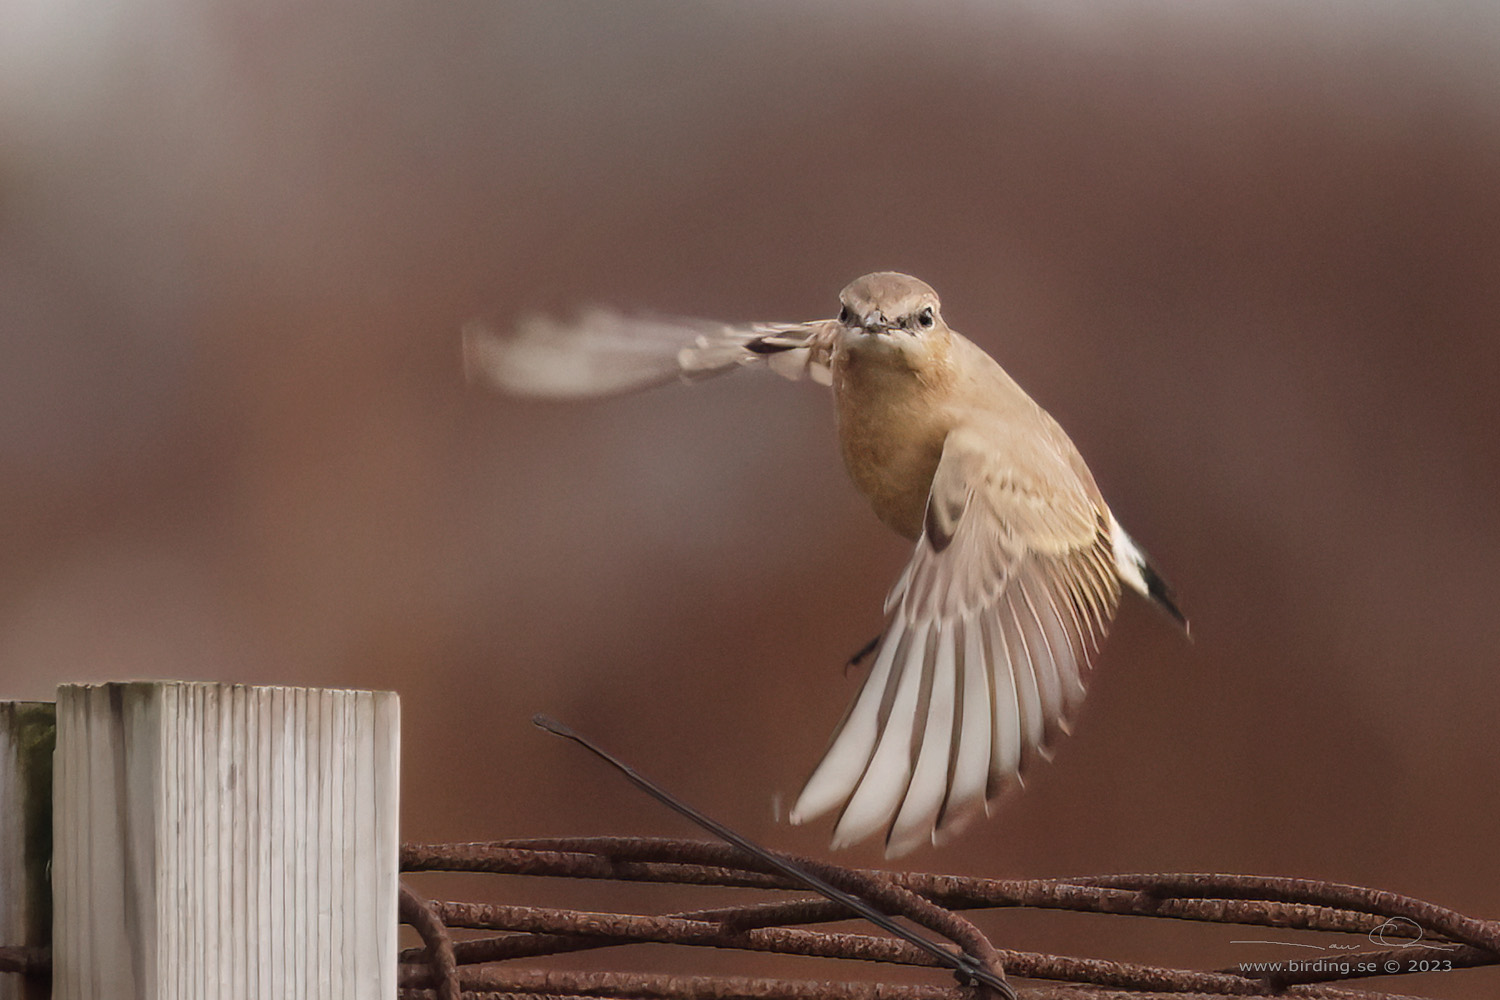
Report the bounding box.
[1140,562,1190,636]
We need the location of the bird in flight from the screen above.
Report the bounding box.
[464,272,1187,857]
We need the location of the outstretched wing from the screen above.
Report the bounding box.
[463,311,834,398]
[790,424,1122,856]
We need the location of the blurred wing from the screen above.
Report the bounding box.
[463,311,834,399]
[790,425,1121,856]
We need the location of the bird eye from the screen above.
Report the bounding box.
[838,306,852,325]
[917,306,935,329]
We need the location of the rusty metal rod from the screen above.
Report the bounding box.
[1064,873,1500,954]
[402,838,1486,948]
[394,960,1443,1000]
[398,837,1498,996]
[400,883,462,1000]
[396,898,1460,995]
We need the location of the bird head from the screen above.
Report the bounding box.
[835,272,950,374]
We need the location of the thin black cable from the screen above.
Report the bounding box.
[533,714,1018,1000]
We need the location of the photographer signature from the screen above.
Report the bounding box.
[1232,916,1459,952]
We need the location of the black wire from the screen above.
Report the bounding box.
[533,714,1017,1000]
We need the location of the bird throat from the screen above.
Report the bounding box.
[833,345,950,541]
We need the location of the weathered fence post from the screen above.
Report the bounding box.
[51,682,400,1000]
[0,702,54,1000]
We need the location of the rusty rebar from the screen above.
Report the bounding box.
[1065,873,1500,953]
[401,882,462,1000]
[402,837,1493,949]
[402,841,785,890]
[399,837,1497,999]
[406,840,1014,994]
[393,898,1337,995]
[395,962,1440,1000]
[398,964,982,1000]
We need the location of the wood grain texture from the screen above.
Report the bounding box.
[52,682,399,1000]
[0,702,55,1000]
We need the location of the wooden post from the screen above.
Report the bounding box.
[52,682,400,1000]
[0,702,55,1000]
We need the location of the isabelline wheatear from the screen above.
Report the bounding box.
[465,272,1187,856]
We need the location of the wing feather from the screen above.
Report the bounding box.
[983,608,1024,791]
[463,313,834,398]
[886,623,959,856]
[830,621,931,848]
[935,619,993,841]
[792,424,1123,855]
[789,615,908,824]
[1003,591,1052,765]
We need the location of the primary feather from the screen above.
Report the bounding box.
[462,312,831,398]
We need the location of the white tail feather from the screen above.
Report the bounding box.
[1108,517,1151,598]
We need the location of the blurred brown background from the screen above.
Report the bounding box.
[2,1,1497,994]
